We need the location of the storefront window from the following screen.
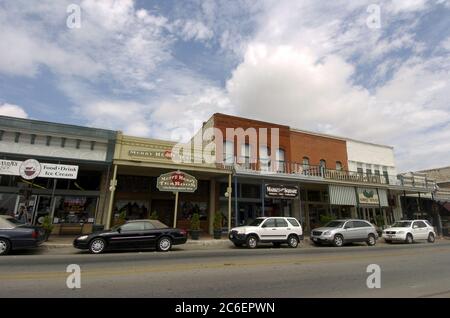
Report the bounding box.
[241,184,261,199]
[0,193,17,216]
[53,196,97,224]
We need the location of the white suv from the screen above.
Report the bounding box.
[382,220,436,244]
[228,217,303,249]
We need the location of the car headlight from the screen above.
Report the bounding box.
[77,235,89,240]
[323,231,331,236]
[397,231,405,234]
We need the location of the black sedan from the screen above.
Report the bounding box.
[73,219,188,254]
[0,215,46,255]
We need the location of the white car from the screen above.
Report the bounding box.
[228,217,303,249]
[382,220,436,244]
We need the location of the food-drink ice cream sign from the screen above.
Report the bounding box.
[0,159,78,180]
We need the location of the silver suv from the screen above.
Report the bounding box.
[310,219,378,247]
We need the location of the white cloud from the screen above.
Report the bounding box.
[0,103,28,118]
[0,0,171,88]
[174,19,214,41]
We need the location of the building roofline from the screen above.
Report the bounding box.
[211,113,393,149]
[0,115,117,140]
[212,113,290,128]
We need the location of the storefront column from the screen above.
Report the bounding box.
[350,207,357,219]
[208,180,215,235]
[234,176,238,227]
[105,164,118,229]
[227,174,232,231]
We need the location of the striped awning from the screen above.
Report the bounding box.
[329,185,357,206]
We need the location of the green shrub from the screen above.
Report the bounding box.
[213,212,223,230]
[150,211,158,220]
[319,214,336,226]
[41,215,54,234]
[190,213,200,231]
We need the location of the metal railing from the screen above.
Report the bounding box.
[227,160,390,185]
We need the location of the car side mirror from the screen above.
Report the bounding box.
[261,224,267,228]
[413,225,418,229]
[117,227,122,233]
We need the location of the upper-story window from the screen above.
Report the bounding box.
[223,140,234,164]
[319,159,326,168]
[259,145,270,171]
[276,149,285,172]
[302,157,310,169]
[240,143,252,166]
[336,161,342,171]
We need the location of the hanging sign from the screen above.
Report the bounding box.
[157,170,198,193]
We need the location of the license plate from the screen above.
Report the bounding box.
[312,237,318,241]
[387,235,393,238]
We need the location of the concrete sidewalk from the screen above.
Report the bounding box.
[42,235,313,249]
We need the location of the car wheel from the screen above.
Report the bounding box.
[272,242,282,248]
[233,243,243,248]
[405,233,413,244]
[385,240,392,244]
[246,235,258,249]
[287,235,299,248]
[366,234,376,246]
[157,237,172,252]
[0,238,11,256]
[427,233,435,243]
[332,234,344,247]
[89,238,106,254]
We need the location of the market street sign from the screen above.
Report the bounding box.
[0,159,79,180]
[157,170,198,193]
[265,184,299,199]
[357,188,380,205]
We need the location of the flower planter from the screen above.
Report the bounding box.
[190,230,201,240]
[213,229,222,239]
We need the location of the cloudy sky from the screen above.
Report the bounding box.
[0,0,449,172]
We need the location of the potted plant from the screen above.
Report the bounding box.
[190,213,201,240]
[41,215,54,241]
[213,212,223,239]
[319,214,335,226]
[149,211,158,220]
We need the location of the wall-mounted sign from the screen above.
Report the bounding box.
[357,188,379,205]
[0,160,21,176]
[0,159,79,180]
[129,149,173,160]
[19,159,41,180]
[265,184,299,199]
[157,171,198,193]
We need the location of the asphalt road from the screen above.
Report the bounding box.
[1,240,450,298]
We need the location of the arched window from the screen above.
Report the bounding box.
[302,157,310,166]
[276,149,285,173]
[319,159,326,168]
[259,145,270,171]
[336,161,342,171]
[223,140,234,164]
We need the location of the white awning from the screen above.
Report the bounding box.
[329,185,357,206]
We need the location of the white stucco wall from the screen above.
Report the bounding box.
[346,140,397,178]
[0,131,108,162]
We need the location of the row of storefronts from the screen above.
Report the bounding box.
[0,113,443,235]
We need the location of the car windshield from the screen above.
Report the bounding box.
[249,218,265,226]
[391,221,412,228]
[324,221,345,228]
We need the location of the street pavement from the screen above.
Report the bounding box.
[1,239,450,297]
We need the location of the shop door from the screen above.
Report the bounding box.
[33,195,53,225]
[15,195,37,224]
